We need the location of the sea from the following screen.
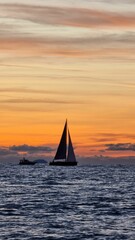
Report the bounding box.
[0,163,134,240]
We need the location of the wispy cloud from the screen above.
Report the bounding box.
[0,147,17,156]
[90,133,135,145]
[0,88,61,94]
[97,133,135,139]
[9,144,53,153]
[93,137,116,143]
[1,145,135,164]
[106,143,135,151]
[0,144,53,155]
[0,4,135,29]
[0,1,134,60]
[0,3,134,59]
[0,144,54,163]
[0,36,134,59]
[0,97,83,104]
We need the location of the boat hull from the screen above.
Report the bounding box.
[49,161,77,166]
[19,159,36,165]
[19,162,36,165]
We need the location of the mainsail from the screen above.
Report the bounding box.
[54,120,67,160]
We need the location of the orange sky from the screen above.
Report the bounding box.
[0,0,135,163]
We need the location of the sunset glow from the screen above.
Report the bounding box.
[0,0,135,163]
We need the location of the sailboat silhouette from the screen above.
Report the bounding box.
[49,120,77,166]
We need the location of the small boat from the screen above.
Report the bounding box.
[49,120,77,166]
[19,157,36,165]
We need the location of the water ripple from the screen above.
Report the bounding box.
[0,164,135,240]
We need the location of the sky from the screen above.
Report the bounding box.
[0,0,135,164]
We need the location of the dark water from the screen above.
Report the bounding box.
[0,164,134,240]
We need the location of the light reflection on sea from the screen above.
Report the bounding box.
[0,164,135,240]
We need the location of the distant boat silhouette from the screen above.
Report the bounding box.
[19,157,36,165]
[49,120,77,166]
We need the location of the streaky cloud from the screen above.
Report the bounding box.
[0,147,17,156]
[0,145,54,163]
[97,132,135,140]
[0,2,134,60]
[9,144,53,153]
[0,37,134,60]
[0,87,67,95]
[106,143,135,151]
[0,4,135,29]
[0,144,53,155]
[0,97,84,105]
[78,155,135,165]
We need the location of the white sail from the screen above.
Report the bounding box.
[66,130,76,162]
[54,120,67,160]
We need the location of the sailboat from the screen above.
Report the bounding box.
[49,120,77,166]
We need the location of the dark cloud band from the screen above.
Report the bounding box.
[106,143,135,151]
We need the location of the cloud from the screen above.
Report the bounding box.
[0,145,135,164]
[0,147,17,156]
[0,36,134,60]
[0,97,83,105]
[0,145,53,155]
[98,0,135,5]
[106,143,135,151]
[97,132,135,140]
[0,4,135,29]
[0,88,61,94]
[94,138,116,143]
[89,133,135,147]
[0,144,55,163]
[78,155,135,165]
[9,144,53,153]
[0,3,134,60]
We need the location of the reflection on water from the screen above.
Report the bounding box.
[0,164,134,240]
